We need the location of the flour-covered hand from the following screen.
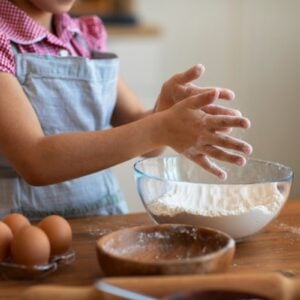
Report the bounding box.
[158,89,252,180]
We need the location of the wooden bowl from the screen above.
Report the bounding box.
[96,224,235,276]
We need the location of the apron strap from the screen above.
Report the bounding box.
[74,33,118,59]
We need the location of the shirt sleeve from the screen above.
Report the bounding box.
[77,16,108,52]
[0,33,15,75]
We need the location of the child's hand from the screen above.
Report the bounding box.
[154,64,235,113]
[158,89,252,180]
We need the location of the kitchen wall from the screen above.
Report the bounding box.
[109,0,300,212]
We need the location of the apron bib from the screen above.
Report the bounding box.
[0,50,128,219]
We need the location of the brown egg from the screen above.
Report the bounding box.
[11,226,50,266]
[0,221,13,262]
[2,213,30,236]
[38,215,72,256]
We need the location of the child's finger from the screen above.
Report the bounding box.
[202,105,241,133]
[201,145,246,166]
[219,88,235,100]
[206,115,251,129]
[208,134,253,155]
[202,104,242,116]
[188,86,235,101]
[184,89,219,109]
[173,64,205,84]
[188,154,227,180]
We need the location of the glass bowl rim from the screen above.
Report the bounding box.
[133,155,294,185]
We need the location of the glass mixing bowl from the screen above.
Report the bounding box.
[134,155,293,240]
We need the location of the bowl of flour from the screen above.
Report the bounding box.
[134,155,293,240]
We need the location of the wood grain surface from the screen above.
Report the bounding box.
[96,224,235,276]
[1,200,300,299]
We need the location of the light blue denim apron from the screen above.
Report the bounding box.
[0,46,128,220]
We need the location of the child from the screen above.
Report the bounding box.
[0,0,252,219]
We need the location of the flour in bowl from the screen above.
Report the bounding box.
[147,182,286,239]
[147,183,284,217]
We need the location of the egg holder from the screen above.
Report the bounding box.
[0,249,75,280]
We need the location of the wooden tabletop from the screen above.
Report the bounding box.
[1,200,300,299]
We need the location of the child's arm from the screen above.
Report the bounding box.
[111,77,164,157]
[0,72,251,186]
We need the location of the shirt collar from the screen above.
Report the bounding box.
[54,13,81,43]
[0,0,80,45]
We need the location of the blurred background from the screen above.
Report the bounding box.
[72,0,300,212]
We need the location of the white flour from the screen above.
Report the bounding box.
[148,183,284,217]
[147,182,286,239]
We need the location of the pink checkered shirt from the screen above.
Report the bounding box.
[0,0,108,75]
